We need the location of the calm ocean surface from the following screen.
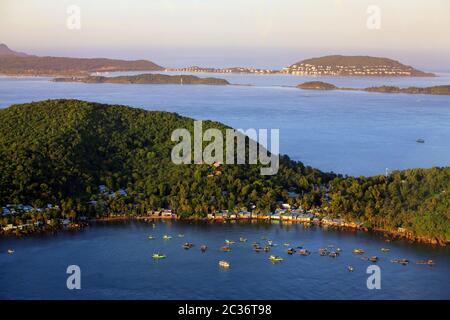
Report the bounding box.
[1,72,450,176]
[0,220,449,300]
[0,73,449,299]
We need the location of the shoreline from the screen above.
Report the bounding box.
[95,216,450,246]
[2,214,446,247]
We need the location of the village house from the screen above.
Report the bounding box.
[214,211,225,220]
[160,209,173,218]
[2,207,11,216]
[238,211,251,219]
[281,212,294,221]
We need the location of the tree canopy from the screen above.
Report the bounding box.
[0,99,448,241]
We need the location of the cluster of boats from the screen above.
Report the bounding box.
[319,247,341,257]
[148,234,436,269]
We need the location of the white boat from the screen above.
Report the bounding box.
[219,260,230,268]
[7,249,14,254]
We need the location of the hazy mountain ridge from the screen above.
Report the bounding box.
[0,44,163,76]
[0,43,30,57]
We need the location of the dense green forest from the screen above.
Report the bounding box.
[0,100,448,242]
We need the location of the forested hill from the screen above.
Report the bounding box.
[0,44,163,76]
[284,55,434,77]
[0,100,448,242]
[0,99,330,213]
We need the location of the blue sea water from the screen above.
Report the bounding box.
[1,72,449,176]
[0,73,449,300]
[0,220,449,300]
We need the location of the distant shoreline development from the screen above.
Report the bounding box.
[0,44,436,78]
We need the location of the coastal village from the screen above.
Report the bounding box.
[165,66,279,74]
[282,63,418,76]
[1,183,367,234]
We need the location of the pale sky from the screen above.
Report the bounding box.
[0,0,449,70]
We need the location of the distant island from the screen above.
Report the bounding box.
[0,99,448,245]
[297,81,337,90]
[297,81,450,95]
[283,55,435,77]
[165,66,278,74]
[0,44,438,78]
[0,43,163,76]
[362,85,450,95]
[53,73,230,85]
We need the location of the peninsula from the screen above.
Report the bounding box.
[0,43,163,76]
[283,55,435,77]
[53,73,230,85]
[296,81,450,95]
[0,100,448,245]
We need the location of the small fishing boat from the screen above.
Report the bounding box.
[299,249,310,256]
[417,259,435,266]
[319,248,328,256]
[283,243,290,247]
[183,242,194,249]
[336,248,342,252]
[380,248,390,252]
[148,235,155,240]
[220,246,231,252]
[391,258,409,265]
[253,246,263,253]
[163,235,172,240]
[328,251,339,258]
[152,253,166,260]
[7,249,14,254]
[263,246,271,252]
[178,234,184,238]
[239,237,247,242]
[267,240,273,246]
[287,248,295,255]
[225,240,235,245]
[269,255,283,262]
[219,260,230,268]
[252,241,260,248]
[348,265,354,272]
[353,248,365,254]
[416,138,425,143]
[369,256,379,263]
[200,245,208,253]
